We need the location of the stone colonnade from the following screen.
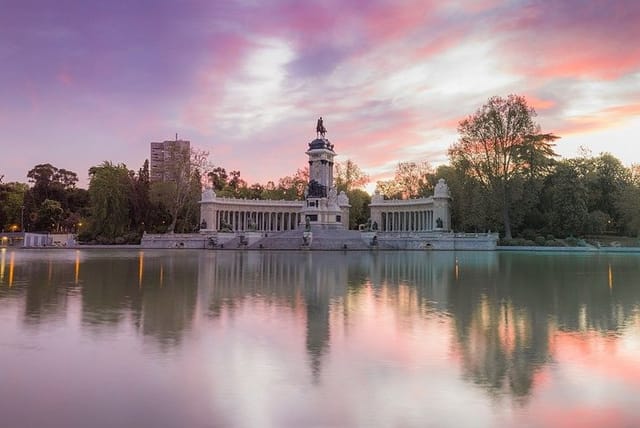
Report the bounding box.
[215,209,303,232]
[369,189,451,232]
[200,193,305,233]
[378,209,437,232]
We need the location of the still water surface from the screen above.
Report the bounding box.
[1,248,640,427]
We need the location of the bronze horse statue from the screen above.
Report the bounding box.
[316,117,327,138]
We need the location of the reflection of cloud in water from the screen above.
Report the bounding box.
[3,249,640,426]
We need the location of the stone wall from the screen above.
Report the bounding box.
[377,232,498,251]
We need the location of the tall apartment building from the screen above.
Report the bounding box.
[150,137,191,182]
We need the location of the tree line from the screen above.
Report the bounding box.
[1,94,639,243]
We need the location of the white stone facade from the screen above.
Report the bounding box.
[369,178,452,232]
[200,134,351,232]
[200,191,305,232]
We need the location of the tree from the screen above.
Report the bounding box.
[35,199,64,232]
[276,168,309,200]
[375,161,434,199]
[434,164,493,232]
[129,160,152,232]
[346,189,371,229]
[208,167,229,191]
[24,163,83,232]
[158,147,211,233]
[590,153,631,230]
[0,181,28,231]
[616,185,640,237]
[543,162,588,237]
[335,159,369,192]
[88,162,132,241]
[449,95,558,239]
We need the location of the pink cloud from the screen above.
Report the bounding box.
[556,103,640,136]
[498,1,640,80]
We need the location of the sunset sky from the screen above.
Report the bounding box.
[2,0,639,188]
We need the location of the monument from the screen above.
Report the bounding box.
[303,118,350,229]
[141,115,496,250]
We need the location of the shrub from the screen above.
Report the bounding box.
[534,236,546,246]
[123,232,142,244]
[545,239,564,247]
[522,229,537,241]
[565,236,579,247]
[96,235,113,245]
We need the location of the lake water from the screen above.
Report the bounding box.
[1,248,640,428]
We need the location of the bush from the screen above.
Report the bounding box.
[545,239,564,247]
[521,229,537,241]
[534,236,546,246]
[114,236,126,245]
[76,230,94,243]
[565,236,579,247]
[96,235,113,245]
[123,232,142,244]
[499,238,537,246]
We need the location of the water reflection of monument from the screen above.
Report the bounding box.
[5,248,640,403]
[196,251,462,382]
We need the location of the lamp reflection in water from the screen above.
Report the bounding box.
[74,250,80,285]
[0,248,5,283]
[138,251,144,288]
[8,251,15,287]
[609,263,613,291]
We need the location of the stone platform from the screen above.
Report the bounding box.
[141,229,498,250]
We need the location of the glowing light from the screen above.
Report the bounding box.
[138,251,144,287]
[0,248,5,281]
[455,257,459,281]
[8,252,15,287]
[608,263,613,291]
[74,250,80,285]
[159,264,164,287]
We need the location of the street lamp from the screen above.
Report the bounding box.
[21,206,24,232]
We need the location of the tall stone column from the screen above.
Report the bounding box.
[433,179,452,231]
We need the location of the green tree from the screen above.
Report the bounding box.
[449,95,558,239]
[208,167,229,191]
[88,162,132,241]
[346,189,371,229]
[129,160,152,232]
[615,184,640,237]
[35,199,64,232]
[0,181,28,231]
[434,164,493,232]
[590,153,631,230]
[542,162,588,237]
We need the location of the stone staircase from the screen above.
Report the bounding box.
[246,227,374,250]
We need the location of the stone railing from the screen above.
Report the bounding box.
[200,197,304,207]
[369,197,434,207]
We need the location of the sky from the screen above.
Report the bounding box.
[1,0,640,189]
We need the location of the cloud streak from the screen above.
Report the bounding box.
[1,0,639,186]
